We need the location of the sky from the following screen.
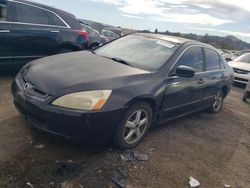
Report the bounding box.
[31,0,250,42]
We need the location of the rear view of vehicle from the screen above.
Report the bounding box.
[0,0,89,70]
[79,20,109,49]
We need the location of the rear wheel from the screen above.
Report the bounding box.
[113,102,152,149]
[209,89,224,113]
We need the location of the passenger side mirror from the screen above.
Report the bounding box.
[175,65,195,77]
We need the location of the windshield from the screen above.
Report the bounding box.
[235,53,250,63]
[95,35,179,71]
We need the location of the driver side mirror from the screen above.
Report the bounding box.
[175,65,195,77]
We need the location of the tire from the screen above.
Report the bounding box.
[113,102,152,149]
[209,89,224,113]
[243,92,249,102]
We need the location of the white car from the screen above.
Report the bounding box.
[228,53,250,84]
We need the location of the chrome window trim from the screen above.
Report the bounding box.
[6,0,71,28]
[13,55,45,59]
[195,69,227,75]
[0,55,45,59]
[168,45,226,76]
[0,56,15,59]
[168,45,203,76]
[0,21,70,29]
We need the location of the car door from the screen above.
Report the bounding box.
[11,1,61,59]
[0,0,14,60]
[160,46,205,120]
[200,48,227,107]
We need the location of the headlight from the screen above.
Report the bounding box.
[52,90,112,110]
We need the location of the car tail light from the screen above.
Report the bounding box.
[75,30,90,48]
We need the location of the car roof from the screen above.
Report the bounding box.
[135,33,195,44]
[134,33,219,52]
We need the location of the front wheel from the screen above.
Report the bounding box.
[113,102,152,149]
[243,91,249,102]
[209,90,224,113]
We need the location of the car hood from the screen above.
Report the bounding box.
[23,51,149,96]
[228,61,250,71]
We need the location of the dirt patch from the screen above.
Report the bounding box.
[0,75,250,188]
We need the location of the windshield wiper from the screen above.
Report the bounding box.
[111,57,134,67]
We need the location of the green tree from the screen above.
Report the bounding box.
[154,28,158,34]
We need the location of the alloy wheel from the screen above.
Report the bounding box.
[123,110,149,145]
[213,90,223,111]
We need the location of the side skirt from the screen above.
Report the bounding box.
[156,105,211,125]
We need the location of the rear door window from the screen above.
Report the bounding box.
[15,3,49,25]
[14,2,66,27]
[204,48,221,71]
[175,46,204,72]
[0,0,7,21]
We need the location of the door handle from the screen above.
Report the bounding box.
[197,78,205,84]
[0,30,10,33]
[50,30,60,33]
[221,74,227,79]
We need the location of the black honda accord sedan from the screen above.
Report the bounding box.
[12,33,234,149]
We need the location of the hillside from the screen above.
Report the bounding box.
[161,31,250,51]
[134,30,250,51]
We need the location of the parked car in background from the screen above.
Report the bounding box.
[243,81,250,102]
[0,0,88,70]
[102,25,123,36]
[12,33,234,149]
[222,50,235,62]
[231,50,244,57]
[228,53,250,85]
[78,20,109,49]
[79,18,123,37]
[217,49,235,62]
[101,29,119,41]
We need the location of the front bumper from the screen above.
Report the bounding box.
[233,72,250,84]
[11,76,126,143]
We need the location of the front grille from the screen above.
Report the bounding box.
[233,68,250,74]
[235,77,248,83]
[28,88,48,99]
[20,75,48,99]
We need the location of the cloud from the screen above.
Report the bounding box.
[85,0,125,5]
[87,0,239,26]
[149,13,232,25]
[121,14,144,19]
[190,27,250,37]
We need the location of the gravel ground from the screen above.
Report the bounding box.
[0,74,250,188]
